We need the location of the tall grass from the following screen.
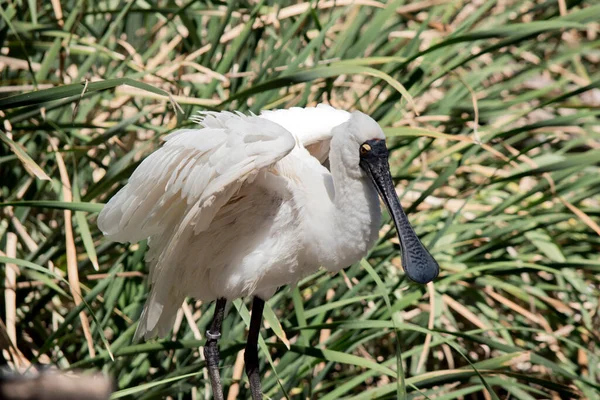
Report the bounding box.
[1,1,599,399]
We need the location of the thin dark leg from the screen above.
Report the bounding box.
[204,298,227,400]
[245,297,265,400]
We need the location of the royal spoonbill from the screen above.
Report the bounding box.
[97,104,439,399]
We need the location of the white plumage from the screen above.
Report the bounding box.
[98,104,437,341]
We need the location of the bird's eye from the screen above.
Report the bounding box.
[360,143,371,155]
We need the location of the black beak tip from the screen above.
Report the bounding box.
[406,266,439,284]
[403,255,439,285]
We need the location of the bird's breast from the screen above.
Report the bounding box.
[301,182,382,274]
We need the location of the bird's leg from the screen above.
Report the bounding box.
[245,297,265,400]
[204,298,227,400]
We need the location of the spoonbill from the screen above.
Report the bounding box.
[97,104,439,400]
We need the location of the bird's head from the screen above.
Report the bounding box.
[331,111,385,174]
[333,111,439,284]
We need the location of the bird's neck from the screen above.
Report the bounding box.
[319,136,382,271]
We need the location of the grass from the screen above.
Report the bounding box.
[1,0,599,399]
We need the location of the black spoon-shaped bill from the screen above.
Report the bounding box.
[359,139,439,284]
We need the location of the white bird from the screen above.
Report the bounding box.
[97,104,439,400]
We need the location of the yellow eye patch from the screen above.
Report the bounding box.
[360,143,371,155]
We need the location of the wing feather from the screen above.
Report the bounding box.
[99,117,294,241]
[97,113,295,339]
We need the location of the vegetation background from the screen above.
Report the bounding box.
[1,0,599,399]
